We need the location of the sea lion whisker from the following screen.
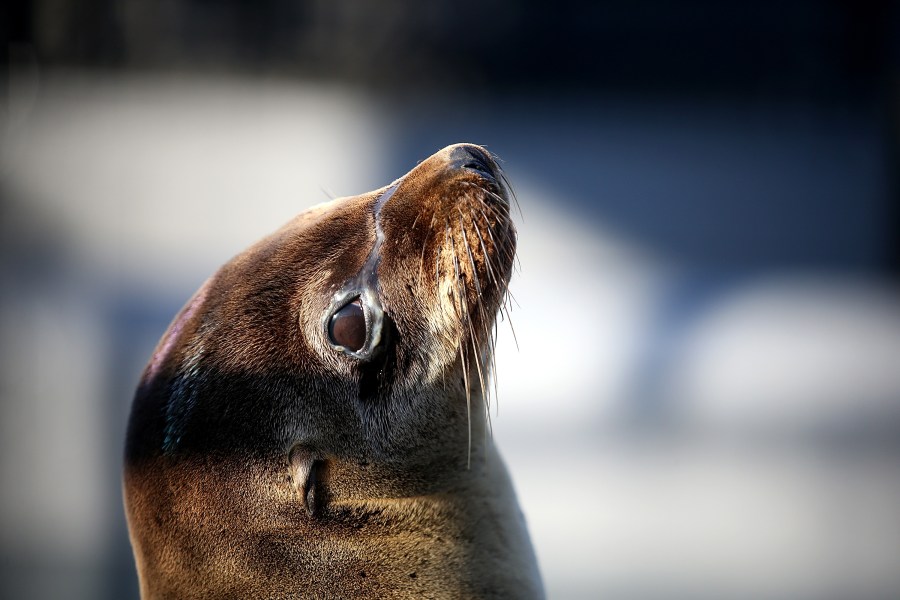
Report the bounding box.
[505,287,521,310]
[477,333,493,449]
[489,220,520,275]
[457,212,490,396]
[473,192,512,223]
[456,208,498,441]
[490,322,500,416]
[476,185,510,210]
[472,223,498,288]
[473,203,510,415]
[478,202,512,254]
[466,225,506,392]
[457,209,486,301]
[435,235,442,299]
[447,226,473,466]
[458,341,472,469]
[467,319,488,421]
[447,220,463,321]
[477,203,518,274]
[454,223,493,460]
[319,185,336,200]
[477,209,512,266]
[461,240,489,414]
[500,303,520,352]
[499,170,523,223]
[458,178,507,205]
[418,230,429,289]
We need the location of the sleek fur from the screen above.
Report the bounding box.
[123,144,544,599]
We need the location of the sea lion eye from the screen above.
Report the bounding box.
[328,299,366,352]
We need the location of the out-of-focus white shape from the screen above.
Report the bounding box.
[489,207,900,599]
[666,279,900,429]
[0,291,109,560]
[504,438,900,599]
[491,173,664,430]
[2,72,387,288]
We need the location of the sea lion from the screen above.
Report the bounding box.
[123,143,544,599]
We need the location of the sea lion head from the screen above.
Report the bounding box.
[123,144,531,598]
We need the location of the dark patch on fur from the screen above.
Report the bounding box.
[358,314,398,403]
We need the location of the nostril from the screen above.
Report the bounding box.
[449,145,496,180]
[463,160,492,177]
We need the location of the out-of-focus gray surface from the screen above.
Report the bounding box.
[2,71,900,599]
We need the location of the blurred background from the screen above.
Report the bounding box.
[3,1,900,598]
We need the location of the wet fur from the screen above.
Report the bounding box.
[124,144,543,599]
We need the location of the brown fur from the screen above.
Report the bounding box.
[124,144,544,599]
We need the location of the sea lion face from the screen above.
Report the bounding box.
[124,144,527,598]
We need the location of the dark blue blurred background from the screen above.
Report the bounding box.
[3,2,900,598]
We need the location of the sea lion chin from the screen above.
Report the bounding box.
[123,143,545,599]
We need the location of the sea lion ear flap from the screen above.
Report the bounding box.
[289,446,325,518]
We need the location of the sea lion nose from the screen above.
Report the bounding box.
[446,144,497,179]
